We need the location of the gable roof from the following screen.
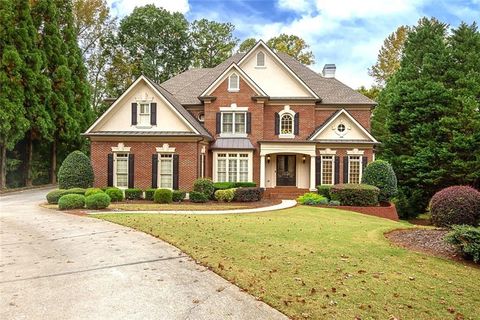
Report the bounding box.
[308,109,379,143]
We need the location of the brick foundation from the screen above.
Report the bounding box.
[330,202,399,221]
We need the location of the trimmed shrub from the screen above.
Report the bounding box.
[215,188,235,202]
[85,188,104,197]
[58,151,94,189]
[445,225,480,263]
[172,190,186,202]
[329,200,341,206]
[330,184,379,206]
[361,160,398,202]
[125,188,143,200]
[317,185,332,199]
[58,194,85,210]
[145,188,156,201]
[193,178,215,198]
[234,187,264,202]
[213,182,236,191]
[189,191,209,203]
[85,193,111,209]
[297,193,328,205]
[430,186,480,227]
[154,189,173,204]
[46,189,68,204]
[234,182,256,188]
[105,188,124,202]
[67,188,86,195]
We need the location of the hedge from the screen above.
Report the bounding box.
[297,193,328,205]
[154,189,172,204]
[330,184,379,206]
[234,187,264,202]
[189,191,209,203]
[361,160,398,202]
[316,185,332,199]
[85,188,104,197]
[445,225,480,263]
[213,182,236,191]
[67,188,86,195]
[172,190,186,202]
[125,188,143,200]
[85,193,111,209]
[234,182,256,188]
[105,188,124,202]
[214,188,235,202]
[430,186,480,227]
[46,188,85,204]
[193,178,215,198]
[58,151,94,189]
[58,194,85,210]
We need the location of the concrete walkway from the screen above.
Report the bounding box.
[89,199,297,215]
[0,188,288,320]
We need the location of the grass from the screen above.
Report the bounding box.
[96,206,479,320]
[41,202,250,211]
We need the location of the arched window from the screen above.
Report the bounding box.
[280,114,293,135]
[228,73,239,91]
[256,51,265,67]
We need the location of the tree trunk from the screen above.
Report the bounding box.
[50,140,57,184]
[25,131,33,187]
[0,145,6,189]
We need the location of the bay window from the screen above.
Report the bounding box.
[215,153,251,182]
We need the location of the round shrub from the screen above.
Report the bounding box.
[193,178,215,198]
[105,188,124,202]
[58,151,94,189]
[445,225,480,263]
[316,185,332,199]
[125,188,143,200]
[154,189,173,204]
[145,188,156,201]
[85,188,104,197]
[361,160,397,202]
[172,190,186,202]
[233,187,264,202]
[66,188,86,195]
[46,189,68,204]
[85,193,111,209]
[430,186,480,227]
[330,184,379,206]
[215,188,235,202]
[189,191,209,203]
[58,194,85,210]
[297,193,328,205]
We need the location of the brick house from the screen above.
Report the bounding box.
[84,41,378,195]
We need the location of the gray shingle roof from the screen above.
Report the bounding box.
[211,138,255,150]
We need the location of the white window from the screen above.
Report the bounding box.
[115,153,128,188]
[159,154,173,189]
[138,103,150,125]
[348,156,362,184]
[216,153,250,182]
[222,112,246,134]
[280,114,293,135]
[321,155,334,185]
[228,73,239,91]
[256,51,265,67]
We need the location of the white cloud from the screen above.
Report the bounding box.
[108,0,190,17]
[277,0,313,13]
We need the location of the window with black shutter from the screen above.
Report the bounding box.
[173,154,179,190]
[294,113,299,135]
[274,112,280,135]
[150,103,157,125]
[246,112,252,133]
[334,156,340,184]
[131,103,137,125]
[107,154,113,187]
[343,156,349,183]
[152,154,158,188]
[128,154,134,188]
[216,112,221,134]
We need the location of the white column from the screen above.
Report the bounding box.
[260,155,266,188]
[309,155,316,191]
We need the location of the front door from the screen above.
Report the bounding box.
[276,155,296,186]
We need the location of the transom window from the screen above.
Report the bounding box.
[115,153,128,188]
[280,114,293,135]
[159,154,173,189]
[256,51,265,67]
[222,112,246,134]
[321,155,334,185]
[228,73,239,91]
[217,153,249,182]
[348,156,362,184]
[138,103,150,125]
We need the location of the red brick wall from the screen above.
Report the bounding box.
[263,105,316,140]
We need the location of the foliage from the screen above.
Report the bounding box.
[361,160,398,202]
[214,188,235,202]
[316,185,332,199]
[238,38,257,52]
[57,151,94,189]
[105,187,123,202]
[193,178,215,198]
[66,188,86,195]
[330,184,380,206]
[154,189,172,204]
[58,193,85,210]
[46,189,68,204]
[85,187,104,197]
[144,188,156,201]
[189,191,209,203]
[213,182,236,191]
[85,192,110,209]
[233,187,263,202]
[357,86,380,101]
[445,225,480,263]
[124,188,143,200]
[234,182,256,188]
[297,193,328,205]
[172,190,186,202]
[429,186,480,227]
[329,200,341,206]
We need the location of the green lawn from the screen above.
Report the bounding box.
[96,207,479,320]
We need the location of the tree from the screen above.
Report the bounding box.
[239,37,257,53]
[267,34,314,65]
[357,86,380,100]
[190,19,238,68]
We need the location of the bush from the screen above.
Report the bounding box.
[105,188,124,202]
[46,189,68,204]
[215,188,235,202]
[154,189,173,204]
[361,160,398,202]
[67,188,86,195]
[85,188,104,197]
[58,194,85,210]
[58,150,94,189]
[85,193,111,209]
[189,191,209,203]
[317,185,332,199]
[330,184,379,206]
[234,182,256,188]
[193,178,215,198]
[297,193,328,205]
[213,182,236,191]
[329,200,341,206]
[145,188,156,201]
[429,186,480,227]
[445,225,480,263]
[172,190,186,202]
[234,187,264,202]
[125,188,143,200]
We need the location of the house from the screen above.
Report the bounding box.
[84,41,378,196]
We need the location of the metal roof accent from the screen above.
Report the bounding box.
[211,138,255,150]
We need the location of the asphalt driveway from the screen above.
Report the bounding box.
[0,188,287,320]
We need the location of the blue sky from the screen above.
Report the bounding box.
[107,0,480,88]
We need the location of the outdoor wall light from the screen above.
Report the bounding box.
[267,155,271,163]
[302,155,306,163]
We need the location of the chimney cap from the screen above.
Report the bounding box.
[322,64,336,78]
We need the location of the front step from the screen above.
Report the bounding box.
[264,188,309,199]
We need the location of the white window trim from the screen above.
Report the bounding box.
[347,155,363,184]
[135,99,153,129]
[156,143,176,153]
[278,106,296,139]
[255,51,266,68]
[158,153,174,190]
[220,111,247,137]
[320,155,335,185]
[113,152,129,189]
[228,73,240,92]
[212,151,253,182]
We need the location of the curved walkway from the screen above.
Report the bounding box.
[89,199,297,215]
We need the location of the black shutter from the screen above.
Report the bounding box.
[131,103,137,125]
[294,113,299,135]
[128,154,134,188]
[334,156,340,184]
[107,154,113,187]
[362,156,368,170]
[173,154,179,190]
[315,156,321,186]
[246,112,252,134]
[216,112,221,134]
[150,103,157,125]
[343,156,349,183]
[151,154,158,188]
[274,112,280,135]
